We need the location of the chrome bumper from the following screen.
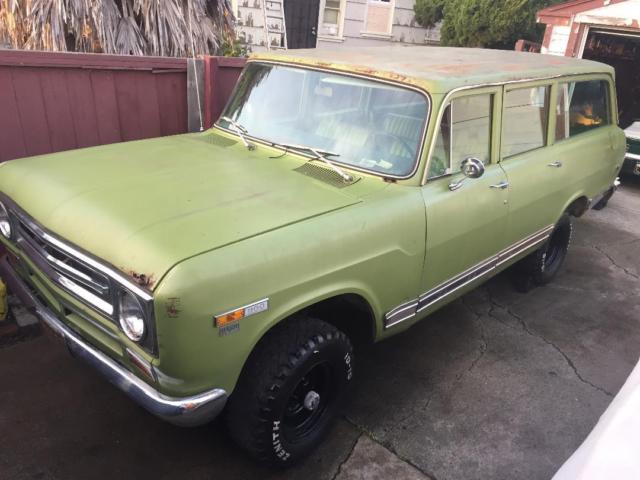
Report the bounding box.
[0,254,227,427]
[623,153,640,175]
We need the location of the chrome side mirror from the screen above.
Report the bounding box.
[449,157,485,191]
[461,157,485,178]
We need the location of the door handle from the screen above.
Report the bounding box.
[547,161,563,168]
[489,180,509,189]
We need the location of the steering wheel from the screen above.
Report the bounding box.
[369,132,415,162]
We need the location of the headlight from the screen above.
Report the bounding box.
[0,201,11,239]
[118,290,146,342]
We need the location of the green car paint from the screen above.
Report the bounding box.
[0,47,626,406]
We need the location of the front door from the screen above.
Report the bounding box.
[285,0,319,49]
[419,87,510,314]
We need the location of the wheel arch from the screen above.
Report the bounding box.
[261,290,378,349]
[229,290,378,397]
[563,193,590,218]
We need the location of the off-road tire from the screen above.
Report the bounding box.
[511,214,573,292]
[592,188,614,210]
[225,317,353,466]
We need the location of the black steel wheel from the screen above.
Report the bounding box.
[225,317,353,466]
[511,213,573,292]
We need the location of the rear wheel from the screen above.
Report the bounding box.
[511,214,573,292]
[226,317,353,466]
[592,187,614,210]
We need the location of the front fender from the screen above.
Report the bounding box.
[150,185,426,397]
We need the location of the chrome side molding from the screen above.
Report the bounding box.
[384,224,554,329]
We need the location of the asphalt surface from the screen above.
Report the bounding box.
[1,177,639,480]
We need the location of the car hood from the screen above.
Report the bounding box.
[0,131,373,289]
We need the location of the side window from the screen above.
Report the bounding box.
[556,80,610,140]
[428,105,451,178]
[427,93,493,179]
[502,86,550,158]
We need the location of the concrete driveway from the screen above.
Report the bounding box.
[1,178,639,480]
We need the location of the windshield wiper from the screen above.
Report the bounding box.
[220,116,255,150]
[276,143,353,182]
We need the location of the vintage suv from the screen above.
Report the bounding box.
[0,47,625,464]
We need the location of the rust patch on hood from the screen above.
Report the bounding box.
[127,271,155,289]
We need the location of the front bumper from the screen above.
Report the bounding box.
[0,254,227,427]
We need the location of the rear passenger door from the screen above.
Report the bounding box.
[498,82,567,248]
[419,87,509,312]
[500,78,621,250]
[549,77,621,199]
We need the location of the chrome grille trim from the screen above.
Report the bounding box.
[42,230,153,302]
[18,218,110,295]
[13,212,116,317]
[2,194,158,355]
[3,198,152,320]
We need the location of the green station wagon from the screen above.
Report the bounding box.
[0,46,626,464]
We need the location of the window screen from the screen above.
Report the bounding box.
[502,86,549,158]
[556,80,610,140]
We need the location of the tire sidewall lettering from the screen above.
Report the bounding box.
[272,420,291,462]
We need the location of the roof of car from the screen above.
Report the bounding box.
[251,46,613,94]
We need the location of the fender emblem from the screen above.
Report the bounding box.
[214,298,269,334]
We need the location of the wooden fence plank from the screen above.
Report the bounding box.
[40,69,78,153]
[0,68,27,161]
[134,71,162,140]
[156,73,188,136]
[90,70,122,145]
[114,71,144,142]
[65,69,100,149]
[0,51,242,162]
[11,68,53,157]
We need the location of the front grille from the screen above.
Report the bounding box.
[11,211,116,318]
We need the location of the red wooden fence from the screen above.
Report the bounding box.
[203,56,247,130]
[0,50,245,162]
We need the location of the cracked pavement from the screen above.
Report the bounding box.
[1,178,639,480]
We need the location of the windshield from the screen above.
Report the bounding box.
[218,62,429,177]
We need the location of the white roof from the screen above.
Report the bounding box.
[575,0,640,27]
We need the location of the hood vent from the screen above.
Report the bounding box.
[198,133,238,148]
[294,163,359,188]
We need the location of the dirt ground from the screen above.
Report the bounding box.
[1,177,639,480]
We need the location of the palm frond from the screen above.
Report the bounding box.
[1,0,236,56]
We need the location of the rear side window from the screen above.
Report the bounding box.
[428,93,493,179]
[502,86,550,158]
[555,80,610,140]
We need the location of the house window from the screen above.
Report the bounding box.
[320,0,345,37]
[364,0,394,36]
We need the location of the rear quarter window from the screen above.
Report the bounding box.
[555,79,611,141]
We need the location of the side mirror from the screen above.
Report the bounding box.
[449,157,485,191]
[461,157,485,178]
